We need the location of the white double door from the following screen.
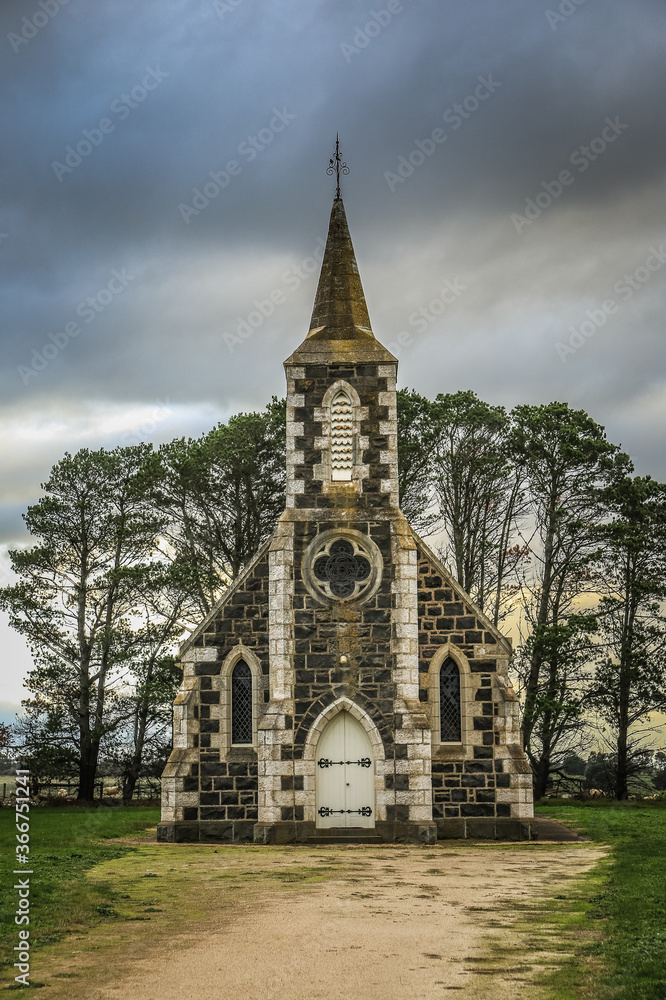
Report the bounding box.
[315,711,375,829]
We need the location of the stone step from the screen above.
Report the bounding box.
[307,830,383,845]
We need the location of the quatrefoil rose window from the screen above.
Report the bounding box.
[302,530,383,605]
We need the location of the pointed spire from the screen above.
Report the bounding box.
[285,185,396,365]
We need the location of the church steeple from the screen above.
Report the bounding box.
[285,195,396,365]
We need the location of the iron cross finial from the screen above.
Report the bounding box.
[327,133,349,199]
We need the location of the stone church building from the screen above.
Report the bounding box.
[158,191,533,845]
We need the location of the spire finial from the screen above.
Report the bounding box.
[326,133,349,199]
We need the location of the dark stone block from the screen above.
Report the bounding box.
[476,790,497,803]
[218,792,240,806]
[473,717,493,731]
[281,776,294,791]
[225,806,245,820]
[200,691,220,704]
[466,761,494,774]
[183,808,198,821]
[200,792,220,805]
[212,777,234,791]
[496,804,511,818]
[200,806,227,820]
[461,804,495,818]
[495,773,511,788]
[451,789,468,802]
[442,602,463,615]
[475,689,493,702]
[183,776,198,792]
[461,775,486,788]
[200,763,228,777]
[200,719,220,733]
[386,805,409,823]
[234,777,256,790]
[281,807,294,821]
[473,746,494,759]
[228,763,250,776]
[195,662,219,676]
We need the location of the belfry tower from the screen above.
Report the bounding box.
[158,152,533,845]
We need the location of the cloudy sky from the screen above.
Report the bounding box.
[1,0,665,721]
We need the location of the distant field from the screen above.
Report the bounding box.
[0,805,160,975]
[536,800,666,1000]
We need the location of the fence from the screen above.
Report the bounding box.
[2,778,161,800]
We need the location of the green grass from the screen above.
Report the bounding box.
[536,800,666,1000]
[0,805,159,976]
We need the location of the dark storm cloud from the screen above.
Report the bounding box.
[1,0,665,499]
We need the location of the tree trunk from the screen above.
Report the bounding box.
[122,658,155,801]
[77,758,98,801]
[533,751,552,801]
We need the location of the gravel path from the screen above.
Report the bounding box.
[35,842,606,1000]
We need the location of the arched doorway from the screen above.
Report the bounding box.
[315,711,375,829]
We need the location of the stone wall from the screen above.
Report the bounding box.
[158,545,271,842]
[414,537,533,831]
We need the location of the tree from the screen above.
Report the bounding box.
[158,399,286,620]
[113,564,188,800]
[396,389,437,532]
[510,403,629,797]
[0,445,166,800]
[516,615,597,797]
[588,475,666,799]
[428,390,525,622]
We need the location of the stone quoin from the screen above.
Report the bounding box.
[157,186,534,845]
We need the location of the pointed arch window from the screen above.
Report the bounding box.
[231,660,253,744]
[439,657,461,742]
[330,388,354,481]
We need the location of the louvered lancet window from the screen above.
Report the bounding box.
[231,661,253,744]
[439,657,461,742]
[330,389,354,481]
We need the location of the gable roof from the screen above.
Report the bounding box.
[409,525,513,655]
[178,535,273,658]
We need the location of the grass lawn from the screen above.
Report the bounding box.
[0,804,160,979]
[536,800,666,1000]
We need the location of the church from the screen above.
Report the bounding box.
[158,173,534,845]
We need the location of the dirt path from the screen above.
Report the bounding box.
[33,842,606,1000]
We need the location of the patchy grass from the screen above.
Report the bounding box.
[0,805,160,978]
[536,800,666,1000]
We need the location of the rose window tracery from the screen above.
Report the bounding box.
[303,530,382,605]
